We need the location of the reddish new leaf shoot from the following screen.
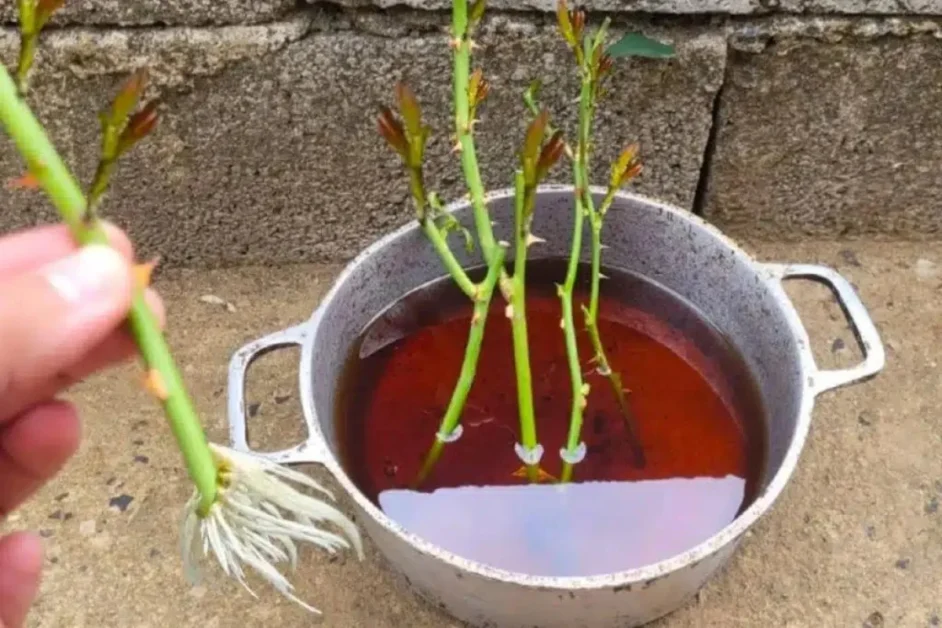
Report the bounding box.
[521,110,549,186]
[377,106,409,161]
[116,100,160,156]
[536,130,565,183]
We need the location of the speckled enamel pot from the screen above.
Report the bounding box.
[227,186,884,628]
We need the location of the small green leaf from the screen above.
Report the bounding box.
[522,79,541,114]
[606,33,675,59]
[469,0,486,26]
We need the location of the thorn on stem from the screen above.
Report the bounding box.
[449,37,462,50]
[143,369,169,401]
[504,304,514,319]
[133,257,160,291]
[525,233,546,247]
[511,466,556,483]
[6,172,40,190]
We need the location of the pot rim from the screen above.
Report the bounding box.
[300,184,820,589]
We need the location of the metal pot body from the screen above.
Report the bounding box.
[227,186,884,627]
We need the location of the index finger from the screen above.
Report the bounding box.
[0,222,134,278]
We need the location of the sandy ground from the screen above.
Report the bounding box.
[3,239,940,627]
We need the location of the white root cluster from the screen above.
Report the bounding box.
[181,444,364,614]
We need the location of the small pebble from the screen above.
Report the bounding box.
[926,497,939,514]
[863,611,885,628]
[831,338,846,353]
[79,520,97,536]
[199,294,236,312]
[895,558,910,570]
[840,249,861,266]
[248,402,261,417]
[916,259,938,280]
[134,455,149,464]
[109,494,134,513]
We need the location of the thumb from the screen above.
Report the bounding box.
[0,532,42,628]
[0,244,133,423]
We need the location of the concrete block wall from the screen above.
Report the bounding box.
[1,2,940,267]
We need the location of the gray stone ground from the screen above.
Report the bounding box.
[2,239,939,627]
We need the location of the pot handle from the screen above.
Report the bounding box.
[764,263,885,394]
[226,323,327,466]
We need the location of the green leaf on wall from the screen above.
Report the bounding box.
[607,33,676,59]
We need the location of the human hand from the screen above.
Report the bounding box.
[0,223,164,628]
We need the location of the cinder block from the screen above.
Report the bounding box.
[704,33,942,239]
[0,18,725,267]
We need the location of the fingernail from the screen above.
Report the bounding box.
[43,245,129,304]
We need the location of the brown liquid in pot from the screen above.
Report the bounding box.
[336,258,768,577]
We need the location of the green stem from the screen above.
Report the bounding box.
[406,159,476,299]
[88,157,117,212]
[422,218,477,300]
[0,63,219,514]
[452,0,513,300]
[559,76,594,484]
[511,172,539,482]
[413,244,505,486]
[584,215,646,468]
[579,139,646,469]
[16,34,36,95]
